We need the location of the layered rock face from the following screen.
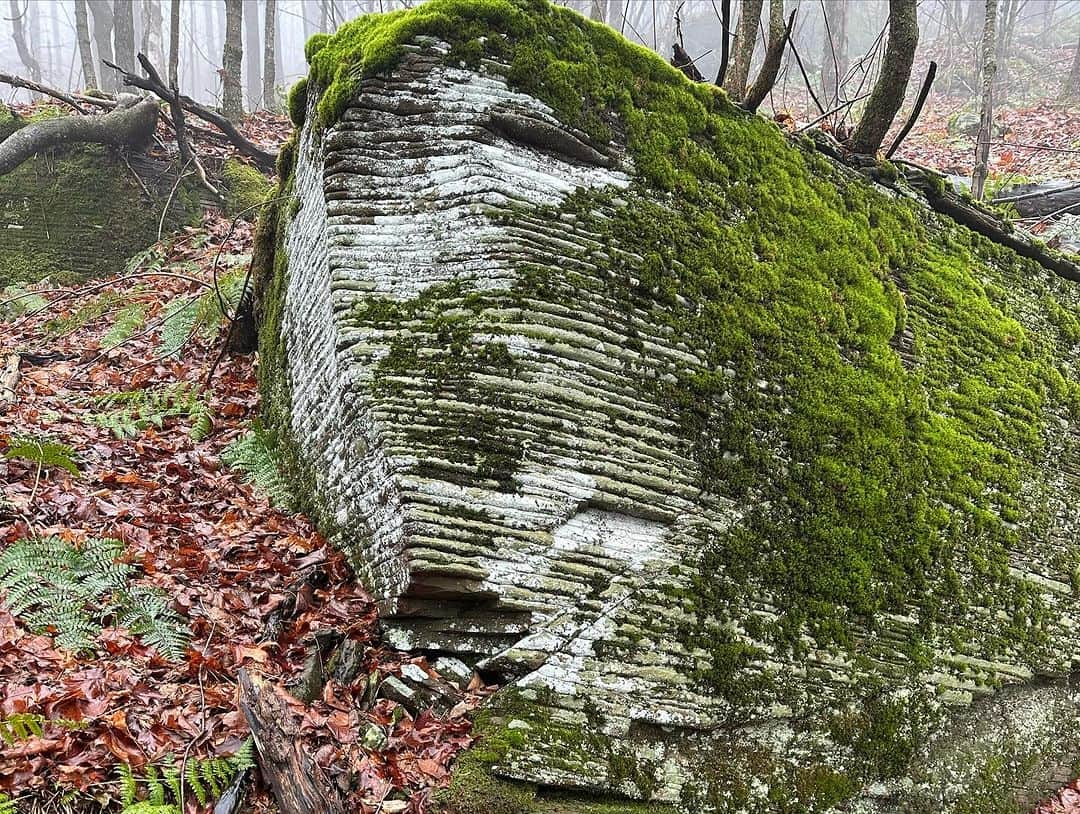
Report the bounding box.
[257,2,1080,811]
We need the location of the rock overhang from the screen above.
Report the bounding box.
[254,2,1080,811]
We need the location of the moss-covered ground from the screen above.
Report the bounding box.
[255,0,1080,810]
[0,139,200,285]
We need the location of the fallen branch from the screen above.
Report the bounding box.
[107,53,276,170]
[885,60,937,159]
[238,670,346,814]
[908,168,1080,284]
[0,96,158,176]
[0,72,91,114]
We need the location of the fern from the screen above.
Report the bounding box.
[101,302,147,350]
[0,536,190,658]
[158,269,247,358]
[221,424,296,510]
[117,742,253,812]
[0,793,14,814]
[44,291,121,337]
[0,712,42,744]
[89,383,213,441]
[0,283,48,320]
[2,434,79,475]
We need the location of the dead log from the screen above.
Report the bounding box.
[238,670,346,814]
[908,169,1080,284]
[995,180,1080,217]
[0,96,158,176]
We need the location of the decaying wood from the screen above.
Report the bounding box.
[996,180,1080,217]
[0,96,158,176]
[238,670,346,814]
[908,169,1080,284]
[108,52,276,170]
[0,355,19,410]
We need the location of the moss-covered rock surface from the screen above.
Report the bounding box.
[255,1,1080,811]
[0,131,199,285]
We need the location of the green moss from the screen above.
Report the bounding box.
[260,1,1080,806]
[0,104,21,141]
[287,78,308,128]
[221,158,273,218]
[0,145,200,285]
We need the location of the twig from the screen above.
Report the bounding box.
[796,92,871,133]
[783,22,826,115]
[0,72,90,114]
[885,60,937,159]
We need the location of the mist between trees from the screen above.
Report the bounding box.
[1,1,1078,120]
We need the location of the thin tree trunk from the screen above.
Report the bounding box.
[723,0,763,101]
[742,1,791,113]
[74,0,97,89]
[820,0,848,105]
[972,0,998,200]
[222,0,244,121]
[89,0,115,91]
[168,0,180,89]
[112,0,135,72]
[8,0,41,89]
[848,0,919,155]
[589,0,606,22]
[244,0,261,109]
[141,0,163,68]
[263,0,277,109]
[1063,31,1080,104]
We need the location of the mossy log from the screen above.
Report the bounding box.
[256,1,1080,811]
[0,97,157,176]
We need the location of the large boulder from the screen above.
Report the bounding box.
[254,2,1080,811]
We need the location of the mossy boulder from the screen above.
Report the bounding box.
[0,141,200,285]
[254,1,1080,811]
[221,158,274,219]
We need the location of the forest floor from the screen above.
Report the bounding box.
[1,93,1079,814]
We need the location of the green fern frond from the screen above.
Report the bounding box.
[44,290,121,337]
[158,269,247,358]
[0,793,15,814]
[118,763,138,807]
[101,302,148,350]
[119,751,244,812]
[0,712,43,744]
[221,424,297,510]
[1,283,48,320]
[2,434,79,475]
[228,736,256,771]
[124,245,168,277]
[89,383,213,441]
[119,803,179,814]
[0,536,189,658]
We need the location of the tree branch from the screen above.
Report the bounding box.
[742,7,797,113]
[885,60,937,159]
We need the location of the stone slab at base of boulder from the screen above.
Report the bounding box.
[254,1,1080,811]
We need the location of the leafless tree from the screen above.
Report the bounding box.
[141,0,163,69]
[1063,30,1080,104]
[263,0,277,109]
[168,0,180,90]
[89,0,115,91]
[848,0,918,155]
[244,0,260,109]
[112,0,135,72]
[820,0,848,105]
[722,0,763,99]
[973,0,998,200]
[7,0,41,87]
[74,0,97,89]
[222,0,244,121]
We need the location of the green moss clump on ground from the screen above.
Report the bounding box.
[0,145,200,285]
[0,104,21,141]
[287,78,309,127]
[221,158,274,219]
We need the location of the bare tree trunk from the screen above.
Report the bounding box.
[820,0,848,105]
[74,0,97,89]
[318,0,329,33]
[89,1,116,92]
[244,0,261,109]
[222,0,244,121]
[589,0,606,22]
[263,0,277,110]
[972,0,998,200]
[141,0,163,68]
[1063,31,1080,104]
[113,0,135,72]
[168,0,180,90]
[7,0,41,88]
[723,0,763,101]
[848,0,918,155]
[742,1,791,113]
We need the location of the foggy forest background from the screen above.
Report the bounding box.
[1,0,1078,125]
